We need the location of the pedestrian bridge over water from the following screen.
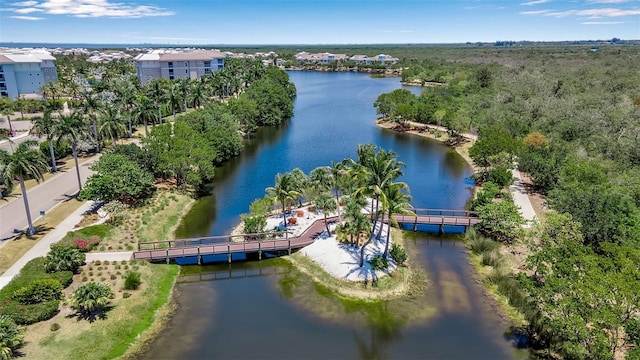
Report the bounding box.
[132,209,480,264]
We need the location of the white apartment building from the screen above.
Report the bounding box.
[134,49,226,85]
[0,48,58,99]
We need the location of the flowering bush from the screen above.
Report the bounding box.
[71,236,100,252]
[287,217,298,225]
[296,210,304,217]
[307,206,315,212]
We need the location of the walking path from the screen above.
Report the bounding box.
[510,168,537,228]
[0,199,132,290]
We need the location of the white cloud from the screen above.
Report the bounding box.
[10,15,44,20]
[10,0,175,18]
[521,7,640,17]
[587,0,630,3]
[14,7,44,13]
[521,0,551,5]
[582,21,625,24]
[10,1,38,6]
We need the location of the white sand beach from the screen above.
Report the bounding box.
[263,205,396,282]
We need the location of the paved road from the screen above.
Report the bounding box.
[0,158,96,242]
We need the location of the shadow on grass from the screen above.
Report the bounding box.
[66,305,114,323]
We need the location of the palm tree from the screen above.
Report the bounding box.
[54,111,92,192]
[266,173,301,229]
[0,140,48,236]
[30,107,59,172]
[80,91,102,153]
[0,100,14,136]
[190,78,208,109]
[315,192,338,235]
[69,282,114,316]
[115,78,138,137]
[133,94,156,137]
[99,107,127,146]
[146,78,167,124]
[289,168,308,207]
[177,78,191,112]
[309,166,332,194]
[382,183,413,257]
[351,146,406,266]
[167,84,182,122]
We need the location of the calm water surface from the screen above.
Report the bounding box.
[144,72,522,359]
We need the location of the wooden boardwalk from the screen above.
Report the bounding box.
[389,208,481,232]
[133,208,481,263]
[133,216,338,263]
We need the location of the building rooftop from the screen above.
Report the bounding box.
[134,49,226,62]
[0,48,56,63]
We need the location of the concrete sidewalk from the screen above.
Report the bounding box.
[510,168,537,228]
[0,198,134,290]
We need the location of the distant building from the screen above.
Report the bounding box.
[134,49,226,85]
[295,52,398,66]
[0,48,58,99]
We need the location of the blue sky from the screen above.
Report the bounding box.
[0,0,638,44]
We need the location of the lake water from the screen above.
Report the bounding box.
[143,71,522,359]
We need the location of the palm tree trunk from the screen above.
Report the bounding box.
[282,202,287,229]
[6,115,13,134]
[359,237,373,267]
[72,143,82,192]
[383,210,392,257]
[48,140,57,172]
[92,118,99,153]
[18,175,36,236]
[127,112,132,137]
[173,109,176,122]
[324,213,331,236]
[144,119,148,137]
[158,107,163,125]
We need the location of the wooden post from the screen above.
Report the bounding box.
[227,243,232,263]
[413,215,418,232]
[258,242,262,261]
[288,239,291,255]
[439,217,445,235]
[197,247,202,265]
[166,249,170,264]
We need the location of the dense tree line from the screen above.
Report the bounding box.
[375,45,640,358]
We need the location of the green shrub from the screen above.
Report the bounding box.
[50,323,61,332]
[0,300,60,325]
[389,243,408,265]
[488,167,513,188]
[12,279,62,304]
[124,271,141,290]
[368,255,389,271]
[0,315,24,358]
[626,318,640,345]
[122,292,131,299]
[40,138,70,159]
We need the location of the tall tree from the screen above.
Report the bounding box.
[98,107,127,146]
[79,91,102,153]
[315,192,338,235]
[146,78,167,125]
[381,182,413,257]
[0,140,48,235]
[54,111,92,192]
[30,107,60,172]
[266,173,301,229]
[132,94,156,137]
